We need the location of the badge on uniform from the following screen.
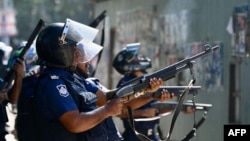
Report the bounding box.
[56,84,69,97]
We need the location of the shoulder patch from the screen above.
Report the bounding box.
[56,84,69,97]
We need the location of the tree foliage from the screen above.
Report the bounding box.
[12,0,93,47]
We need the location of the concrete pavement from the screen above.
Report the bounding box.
[5,104,18,141]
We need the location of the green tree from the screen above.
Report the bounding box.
[12,0,93,47]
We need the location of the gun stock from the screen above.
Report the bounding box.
[149,85,202,98]
[113,45,219,98]
[0,19,45,92]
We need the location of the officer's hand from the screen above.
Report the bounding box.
[145,77,163,93]
[12,58,25,78]
[183,106,195,114]
[105,98,124,116]
[154,89,174,102]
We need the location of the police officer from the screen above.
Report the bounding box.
[7,42,42,141]
[74,40,123,141]
[33,20,125,141]
[0,58,25,141]
[73,36,168,140]
[113,43,175,141]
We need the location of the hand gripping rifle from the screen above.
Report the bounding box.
[0,19,45,92]
[111,44,220,99]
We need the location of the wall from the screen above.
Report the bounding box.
[94,0,250,141]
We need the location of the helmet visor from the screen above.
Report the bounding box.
[76,39,103,63]
[125,42,140,62]
[59,18,99,44]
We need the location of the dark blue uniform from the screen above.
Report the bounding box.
[33,68,80,141]
[117,74,159,141]
[33,68,110,141]
[14,75,38,141]
[0,78,8,141]
[74,75,123,141]
[0,102,8,141]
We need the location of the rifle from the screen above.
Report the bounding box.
[89,10,107,28]
[88,10,107,77]
[0,19,45,92]
[148,85,201,98]
[112,44,219,99]
[134,101,212,122]
[150,101,212,113]
[150,101,212,141]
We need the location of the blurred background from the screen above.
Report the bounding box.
[1,0,250,141]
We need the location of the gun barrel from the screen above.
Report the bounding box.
[150,85,202,98]
[162,85,201,94]
[150,101,213,112]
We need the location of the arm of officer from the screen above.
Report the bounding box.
[119,89,174,118]
[8,58,25,104]
[95,77,167,107]
[59,97,124,133]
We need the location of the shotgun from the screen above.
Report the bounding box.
[112,45,219,99]
[0,19,45,92]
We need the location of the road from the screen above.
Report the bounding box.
[5,104,18,141]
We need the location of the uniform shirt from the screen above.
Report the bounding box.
[0,78,8,135]
[33,68,79,141]
[74,75,123,141]
[64,73,109,141]
[87,78,123,141]
[35,68,77,120]
[15,75,38,114]
[14,74,41,141]
[0,103,8,135]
